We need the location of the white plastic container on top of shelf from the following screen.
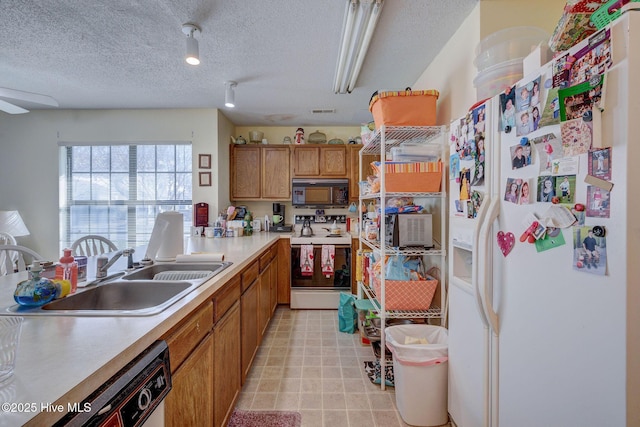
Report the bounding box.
[474,26,550,72]
[473,58,523,101]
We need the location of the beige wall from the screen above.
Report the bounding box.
[479,0,566,38]
[0,109,227,260]
[413,6,481,126]
[234,126,360,145]
[413,0,566,125]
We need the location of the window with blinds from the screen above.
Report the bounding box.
[59,143,193,252]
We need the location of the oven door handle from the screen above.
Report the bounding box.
[291,244,351,249]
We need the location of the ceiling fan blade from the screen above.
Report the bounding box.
[0,87,59,107]
[0,99,29,114]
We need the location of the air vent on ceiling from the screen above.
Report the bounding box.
[311,108,336,114]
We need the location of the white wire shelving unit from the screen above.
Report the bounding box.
[357,125,448,390]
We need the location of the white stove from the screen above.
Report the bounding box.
[289,221,353,310]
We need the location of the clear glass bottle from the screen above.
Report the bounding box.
[14,262,57,307]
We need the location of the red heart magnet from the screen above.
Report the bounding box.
[497,231,515,257]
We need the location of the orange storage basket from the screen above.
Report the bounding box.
[384,171,442,193]
[369,89,439,129]
[373,277,438,311]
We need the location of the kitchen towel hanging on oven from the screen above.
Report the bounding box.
[300,245,314,276]
[321,245,335,277]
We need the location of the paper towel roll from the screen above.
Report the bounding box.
[153,211,184,262]
[175,253,225,262]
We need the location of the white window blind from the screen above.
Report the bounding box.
[59,143,193,252]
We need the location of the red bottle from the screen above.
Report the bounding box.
[55,248,78,294]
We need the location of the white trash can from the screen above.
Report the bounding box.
[385,324,448,427]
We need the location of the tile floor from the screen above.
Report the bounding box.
[234,307,449,427]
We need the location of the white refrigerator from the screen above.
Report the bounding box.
[447,10,640,427]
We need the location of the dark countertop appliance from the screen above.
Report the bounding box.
[270,202,293,232]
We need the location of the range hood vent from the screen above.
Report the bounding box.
[311,108,336,114]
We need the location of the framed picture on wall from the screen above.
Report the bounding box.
[199,154,211,169]
[199,172,211,187]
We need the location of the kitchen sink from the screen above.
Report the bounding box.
[4,261,233,317]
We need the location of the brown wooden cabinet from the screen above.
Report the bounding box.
[349,144,379,201]
[231,145,261,199]
[231,145,291,201]
[165,334,214,427]
[292,145,347,178]
[213,301,241,427]
[277,238,291,305]
[164,301,215,427]
[270,253,278,315]
[165,248,280,425]
[262,146,291,199]
[240,277,259,383]
[258,245,275,339]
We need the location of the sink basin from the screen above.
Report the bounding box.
[4,261,233,317]
[43,281,191,311]
[121,262,232,281]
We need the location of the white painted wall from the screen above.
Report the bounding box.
[413,6,481,126]
[0,109,227,260]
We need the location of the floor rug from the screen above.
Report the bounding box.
[227,409,302,427]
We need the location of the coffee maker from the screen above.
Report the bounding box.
[270,203,292,232]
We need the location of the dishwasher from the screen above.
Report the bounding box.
[54,340,171,427]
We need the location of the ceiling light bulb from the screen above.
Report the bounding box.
[182,24,201,66]
[225,81,237,108]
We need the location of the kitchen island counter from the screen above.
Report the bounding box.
[0,233,286,427]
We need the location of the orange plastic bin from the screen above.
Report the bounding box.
[369,89,439,129]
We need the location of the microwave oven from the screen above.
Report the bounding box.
[292,178,349,208]
[384,213,433,248]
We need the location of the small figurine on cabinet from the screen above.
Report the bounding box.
[294,128,305,145]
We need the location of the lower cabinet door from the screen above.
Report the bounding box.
[241,280,259,383]
[164,334,214,427]
[213,302,241,427]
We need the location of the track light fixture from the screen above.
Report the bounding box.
[182,23,201,65]
[225,81,237,108]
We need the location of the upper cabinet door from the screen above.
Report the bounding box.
[231,145,261,200]
[292,146,320,176]
[292,145,347,178]
[261,146,291,199]
[319,146,347,177]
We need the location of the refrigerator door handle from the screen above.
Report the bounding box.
[478,197,500,335]
[473,194,491,328]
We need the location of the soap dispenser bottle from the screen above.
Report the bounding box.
[14,261,57,307]
[56,248,78,294]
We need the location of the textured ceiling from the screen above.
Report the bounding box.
[0,0,478,126]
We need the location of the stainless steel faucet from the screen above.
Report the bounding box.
[99,248,136,275]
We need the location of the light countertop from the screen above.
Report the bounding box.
[0,232,286,427]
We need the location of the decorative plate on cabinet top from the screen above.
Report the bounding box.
[328,138,345,144]
[307,130,327,144]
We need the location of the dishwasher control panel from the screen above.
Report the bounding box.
[54,341,171,427]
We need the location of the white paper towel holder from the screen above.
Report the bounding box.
[147,211,184,262]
